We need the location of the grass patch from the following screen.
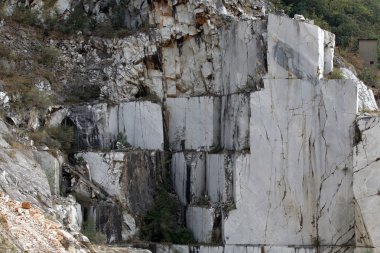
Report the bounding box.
[327,68,344,79]
[359,67,379,87]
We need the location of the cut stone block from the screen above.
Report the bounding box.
[190,246,224,253]
[167,97,220,151]
[186,207,214,243]
[171,152,206,205]
[224,79,357,245]
[323,30,335,75]
[219,20,266,94]
[161,20,266,96]
[267,14,324,79]
[59,101,164,150]
[220,94,250,151]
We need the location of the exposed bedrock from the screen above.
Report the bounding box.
[2,0,378,250]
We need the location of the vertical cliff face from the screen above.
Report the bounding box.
[0,0,380,252]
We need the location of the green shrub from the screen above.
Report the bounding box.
[11,7,40,27]
[39,46,60,67]
[59,5,91,34]
[141,190,195,244]
[46,126,74,150]
[20,87,53,111]
[30,126,73,150]
[0,44,13,59]
[327,68,344,79]
[42,0,58,9]
[359,67,378,87]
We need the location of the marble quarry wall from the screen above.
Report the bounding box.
[41,6,380,252]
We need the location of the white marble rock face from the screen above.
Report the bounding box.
[75,152,124,198]
[156,244,190,253]
[108,101,164,150]
[220,94,250,151]
[219,20,266,95]
[223,245,262,253]
[64,101,164,150]
[267,14,324,80]
[186,207,215,243]
[171,152,206,205]
[264,247,316,253]
[320,248,354,253]
[206,154,228,203]
[167,97,220,151]
[341,68,379,112]
[354,116,380,248]
[323,30,335,75]
[224,79,357,245]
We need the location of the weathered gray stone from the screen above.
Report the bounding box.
[0,146,52,209]
[191,245,224,253]
[77,151,164,213]
[167,97,220,151]
[206,154,227,203]
[33,150,62,196]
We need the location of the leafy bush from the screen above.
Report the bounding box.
[39,46,60,67]
[42,0,58,9]
[140,190,195,244]
[359,67,378,87]
[11,7,40,27]
[19,87,53,111]
[327,68,344,79]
